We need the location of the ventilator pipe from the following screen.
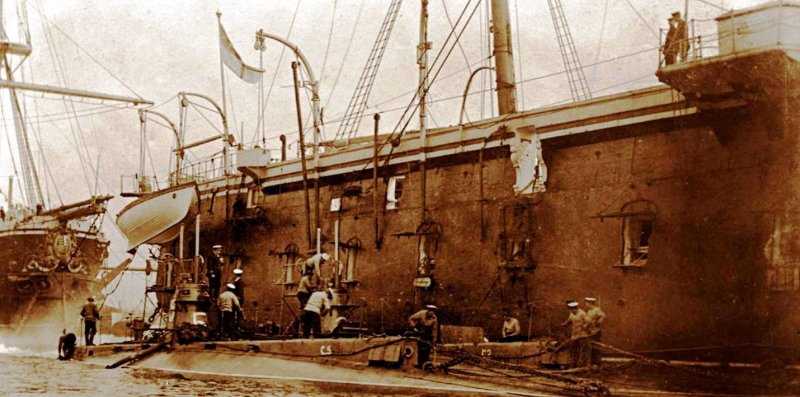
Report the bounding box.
[373,113,381,249]
[459,66,494,126]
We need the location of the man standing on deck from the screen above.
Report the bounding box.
[561,300,590,368]
[672,11,690,62]
[217,283,242,340]
[663,13,679,65]
[302,288,332,338]
[584,297,607,368]
[408,305,440,367]
[80,296,100,346]
[206,244,224,300]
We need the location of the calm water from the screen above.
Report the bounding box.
[0,343,407,397]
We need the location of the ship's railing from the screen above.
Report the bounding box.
[659,5,800,68]
[121,140,298,196]
[120,174,169,196]
[175,149,237,183]
[658,19,717,67]
[120,150,239,196]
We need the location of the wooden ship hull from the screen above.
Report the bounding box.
[0,199,111,331]
[115,0,800,373]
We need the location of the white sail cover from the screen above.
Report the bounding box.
[218,21,263,84]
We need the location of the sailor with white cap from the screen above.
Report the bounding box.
[217,283,242,340]
[562,300,590,368]
[408,304,440,367]
[584,296,607,368]
[305,252,330,278]
[230,267,245,305]
[302,287,332,338]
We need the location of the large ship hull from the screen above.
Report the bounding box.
[116,8,800,365]
[0,211,109,333]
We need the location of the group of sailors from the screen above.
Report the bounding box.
[59,246,608,372]
[296,253,335,338]
[206,244,247,340]
[208,244,338,340]
[562,297,607,368]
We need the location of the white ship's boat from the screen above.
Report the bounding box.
[117,183,199,252]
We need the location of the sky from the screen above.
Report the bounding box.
[0,0,766,311]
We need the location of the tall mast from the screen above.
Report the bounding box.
[3,56,43,208]
[0,0,40,208]
[490,0,517,115]
[418,0,429,220]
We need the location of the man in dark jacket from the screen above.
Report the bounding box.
[206,244,224,300]
[80,297,100,346]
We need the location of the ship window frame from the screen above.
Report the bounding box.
[340,237,362,282]
[386,175,405,210]
[617,200,656,268]
[278,243,300,284]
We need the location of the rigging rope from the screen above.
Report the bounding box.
[35,0,95,196]
[621,0,659,40]
[385,0,479,140]
[0,96,26,205]
[441,0,473,73]
[323,0,366,110]
[256,0,303,145]
[590,0,610,88]
[28,94,64,206]
[382,0,482,156]
[187,102,223,136]
[694,0,732,12]
[28,1,145,99]
[318,0,338,91]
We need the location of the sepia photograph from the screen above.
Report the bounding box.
[0,0,796,395]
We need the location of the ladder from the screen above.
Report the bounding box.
[335,0,403,141]
[547,0,592,102]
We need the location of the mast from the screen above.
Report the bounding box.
[3,55,43,208]
[418,0,430,220]
[490,0,517,115]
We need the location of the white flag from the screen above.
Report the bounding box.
[219,22,263,84]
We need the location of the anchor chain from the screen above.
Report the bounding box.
[429,347,610,397]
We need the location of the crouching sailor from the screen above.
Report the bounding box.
[58,329,77,360]
[408,305,440,368]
